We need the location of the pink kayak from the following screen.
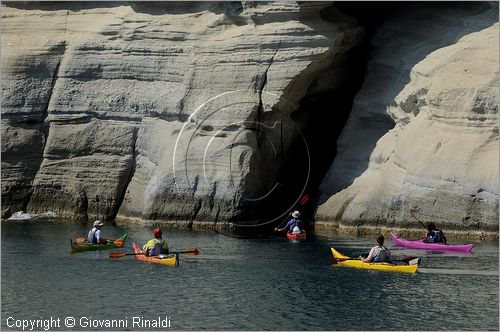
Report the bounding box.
[390,231,473,252]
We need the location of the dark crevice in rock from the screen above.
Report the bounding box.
[246,3,408,230]
[191,199,203,221]
[109,127,139,221]
[256,41,281,134]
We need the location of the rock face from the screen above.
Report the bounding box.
[3,2,498,237]
[1,2,363,225]
[316,3,499,237]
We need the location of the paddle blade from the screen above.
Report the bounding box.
[299,194,310,206]
[113,239,124,247]
[74,236,86,245]
[332,258,357,262]
[400,256,419,263]
[182,248,200,255]
[407,257,421,266]
[109,252,127,259]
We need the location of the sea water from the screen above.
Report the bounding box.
[1,221,498,330]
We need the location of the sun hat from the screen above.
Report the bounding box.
[93,220,104,227]
[292,211,300,218]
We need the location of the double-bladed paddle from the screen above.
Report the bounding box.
[110,239,124,247]
[109,248,200,259]
[410,212,427,229]
[275,194,311,232]
[73,236,124,247]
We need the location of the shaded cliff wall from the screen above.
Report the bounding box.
[316,2,499,237]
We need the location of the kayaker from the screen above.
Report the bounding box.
[360,235,392,263]
[143,227,170,256]
[423,222,447,244]
[275,211,304,234]
[87,220,108,244]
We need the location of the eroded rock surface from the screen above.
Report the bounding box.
[316,3,499,237]
[1,2,363,225]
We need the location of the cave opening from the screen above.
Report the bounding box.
[234,3,410,237]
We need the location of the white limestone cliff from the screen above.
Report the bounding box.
[316,3,499,238]
[1,2,363,227]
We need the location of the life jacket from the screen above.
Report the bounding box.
[288,218,303,232]
[148,239,168,256]
[87,228,98,243]
[428,230,444,243]
[292,226,302,234]
[373,246,391,262]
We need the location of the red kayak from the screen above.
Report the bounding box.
[287,230,307,241]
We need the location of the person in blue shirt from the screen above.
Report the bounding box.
[275,211,304,234]
[423,222,447,244]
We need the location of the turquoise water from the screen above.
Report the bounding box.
[2,220,498,330]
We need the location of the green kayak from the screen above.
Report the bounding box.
[70,234,127,253]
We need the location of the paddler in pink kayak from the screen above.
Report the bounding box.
[422,222,447,244]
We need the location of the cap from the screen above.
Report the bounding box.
[292,211,300,218]
[153,227,162,238]
[93,220,104,227]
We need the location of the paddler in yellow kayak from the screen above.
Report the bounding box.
[143,227,170,256]
[360,235,393,263]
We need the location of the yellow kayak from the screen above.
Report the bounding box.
[133,243,178,266]
[330,247,419,274]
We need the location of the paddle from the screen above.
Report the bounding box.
[73,236,123,246]
[74,236,86,245]
[410,212,427,229]
[109,248,200,259]
[333,256,420,265]
[299,194,310,206]
[110,239,124,247]
[275,194,311,231]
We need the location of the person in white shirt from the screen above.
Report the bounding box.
[87,220,107,244]
[361,235,392,263]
